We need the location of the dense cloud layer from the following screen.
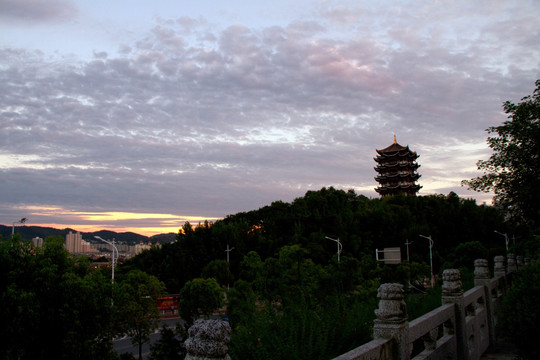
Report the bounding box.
[1,1,539,234]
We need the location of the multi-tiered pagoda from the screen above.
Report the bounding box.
[374,136,421,196]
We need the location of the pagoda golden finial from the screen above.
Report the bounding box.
[393,134,397,144]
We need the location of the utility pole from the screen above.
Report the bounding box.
[225,244,234,263]
[225,244,235,290]
[404,239,413,262]
[419,235,434,288]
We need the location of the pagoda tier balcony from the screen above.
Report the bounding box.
[374,152,419,161]
[375,183,422,196]
[375,173,421,182]
[374,163,420,172]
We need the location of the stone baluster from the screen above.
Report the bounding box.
[507,253,517,273]
[516,255,524,269]
[524,257,530,266]
[373,283,410,360]
[493,256,506,278]
[185,319,232,360]
[442,269,467,360]
[473,259,489,287]
[494,256,507,298]
[474,259,496,346]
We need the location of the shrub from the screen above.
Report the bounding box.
[498,261,540,359]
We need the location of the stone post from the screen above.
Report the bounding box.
[442,269,467,360]
[373,283,410,360]
[473,259,489,287]
[524,257,530,266]
[507,253,517,273]
[493,256,506,278]
[516,255,524,269]
[474,259,496,346]
[184,319,232,360]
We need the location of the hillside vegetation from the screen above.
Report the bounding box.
[121,188,514,293]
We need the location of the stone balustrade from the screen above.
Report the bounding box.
[333,255,515,360]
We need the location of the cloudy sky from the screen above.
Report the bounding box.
[1,0,539,236]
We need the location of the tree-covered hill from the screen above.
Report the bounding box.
[121,188,515,293]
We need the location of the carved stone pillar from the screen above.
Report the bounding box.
[507,253,517,273]
[474,259,489,287]
[185,319,232,360]
[474,259,496,346]
[442,269,467,360]
[494,256,506,278]
[373,283,410,360]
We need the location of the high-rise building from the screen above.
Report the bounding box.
[374,136,421,196]
[65,231,83,254]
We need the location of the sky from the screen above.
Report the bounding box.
[1,0,539,236]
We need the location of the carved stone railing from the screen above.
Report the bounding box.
[333,255,515,360]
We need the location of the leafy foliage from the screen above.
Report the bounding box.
[179,278,225,326]
[115,270,166,360]
[228,246,377,360]
[499,261,540,359]
[123,189,509,294]
[148,324,187,360]
[463,79,540,227]
[0,236,115,360]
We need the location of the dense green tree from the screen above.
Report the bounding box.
[0,236,115,360]
[178,278,225,327]
[122,188,509,303]
[442,241,489,270]
[463,80,540,227]
[201,259,234,288]
[115,270,166,360]
[148,324,186,360]
[499,260,540,359]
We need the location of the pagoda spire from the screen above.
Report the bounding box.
[393,134,397,144]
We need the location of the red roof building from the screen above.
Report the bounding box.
[374,136,421,196]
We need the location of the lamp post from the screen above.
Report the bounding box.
[325,236,342,264]
[494,230,509,252]
[95,236,118,284]
[419,235,434,288]
[12,217,28,236]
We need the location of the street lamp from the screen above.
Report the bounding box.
[494,230,509,252]
[12,217,28,236]
[95,236,118,284]
[325,236,342,264]
[419,235,434,288]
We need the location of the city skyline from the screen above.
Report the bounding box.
[2,1,539,236]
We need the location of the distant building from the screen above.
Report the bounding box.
[81,239,98,254]
[135,242,152,254]
[374,136,421,196]
[32,237,43,248]
[65,231,83,254]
